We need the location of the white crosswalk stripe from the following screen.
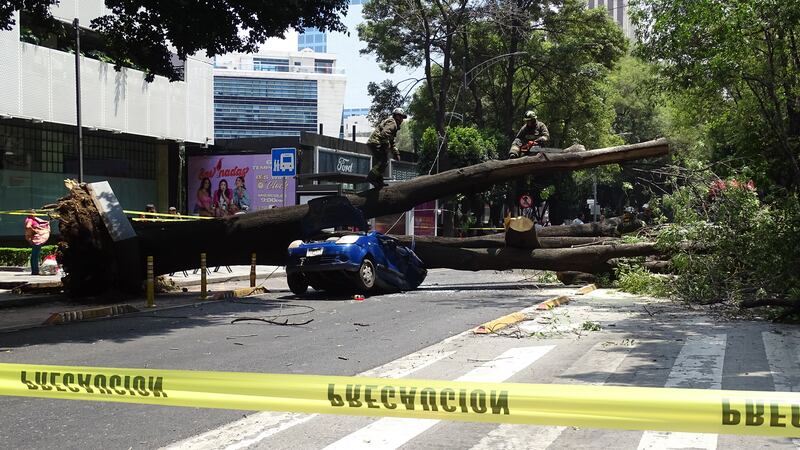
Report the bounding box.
[470,340,632,450]
[322,346,555,450]
[162,332,463,449]
[164,322,800,450]
[637,334,727,450]
[763,330,800,449]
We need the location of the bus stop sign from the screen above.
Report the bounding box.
[272,148,297,177]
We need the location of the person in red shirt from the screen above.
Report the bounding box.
[24,212,51,275]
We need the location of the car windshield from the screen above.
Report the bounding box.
[300,196,369,238]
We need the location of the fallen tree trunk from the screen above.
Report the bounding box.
[505,217,540,249]
[390,234,619,249]
[408,243,658,273]
[57,139,669,295]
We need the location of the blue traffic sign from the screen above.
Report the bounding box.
[271,148,297,177]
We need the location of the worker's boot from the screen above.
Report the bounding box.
[366,172,387,188]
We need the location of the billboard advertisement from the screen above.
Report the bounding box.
[414,200,437,236]
[188,154,296,217]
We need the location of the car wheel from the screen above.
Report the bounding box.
[353,258,376,292]
[287,273,308,295]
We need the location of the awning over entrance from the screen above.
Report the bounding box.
[296,172,368,184]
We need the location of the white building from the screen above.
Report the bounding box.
[341,108,372,143]
[0,1,214,235]
[213,51,346,140]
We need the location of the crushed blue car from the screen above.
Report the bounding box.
[286,232,427,295]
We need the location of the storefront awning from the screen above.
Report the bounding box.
[296,172,368,184]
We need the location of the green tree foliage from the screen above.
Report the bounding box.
[418,126,497,175]
[607,55,664,145]
[3,1,349,81]
[535,1,627,149]
[632,0,800,189]
[367,80,405,125]
[359,0,470,171]
[657,173,800,314]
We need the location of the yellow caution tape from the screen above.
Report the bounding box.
[0,209,55,216]
[123,210,214,219]
[131,218,205,222]
[1,363,799,437]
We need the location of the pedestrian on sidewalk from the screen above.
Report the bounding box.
[24,211,50,275]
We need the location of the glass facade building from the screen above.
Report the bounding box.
[214,76,319,139]
[0,120,159,236]
[297,28,327,53]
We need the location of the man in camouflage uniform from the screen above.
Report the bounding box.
[509,110,549,158]
[366,108,407,188]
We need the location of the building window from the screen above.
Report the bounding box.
[253,58,290,72]
[0,121,155,178]
[315,60,334,74]
[214,77,319,139]
[297,28,327,53]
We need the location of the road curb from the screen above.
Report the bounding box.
[210,286,269,300]
[535,295,571,310]
[473,311,527,334]
[43,304,140,325]
[576,284,597,295]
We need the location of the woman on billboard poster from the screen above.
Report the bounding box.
[195,177,213,217]
[232,176,250,213]
[214,179,233,217]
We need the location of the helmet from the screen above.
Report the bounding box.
[524,110,537,120]
[392,108,408,118]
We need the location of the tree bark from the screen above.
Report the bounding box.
[57,139,669,296]
[390,234,618,249]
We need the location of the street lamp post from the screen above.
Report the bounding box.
[73,18,84,183]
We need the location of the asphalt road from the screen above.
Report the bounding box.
[0,269,556,449]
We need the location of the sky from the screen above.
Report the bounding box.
[255,5,424,110]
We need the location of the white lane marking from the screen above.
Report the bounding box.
[322,345,555,450]
[637,334,726,450]
[470,340,632,450]
[762,330,800,449]
[162,332,464,450]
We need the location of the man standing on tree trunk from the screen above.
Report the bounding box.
[509,110,549,158]
[366,108,407,188]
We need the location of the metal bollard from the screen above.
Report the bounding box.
[250,252,257,288]
[146,256,155,308]
[200,253,207,300]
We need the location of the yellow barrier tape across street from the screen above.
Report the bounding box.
[1,363,799,437]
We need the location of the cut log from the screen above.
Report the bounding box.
[504,217,540,249]
[556,272,597,285]
[57,139,669,296]
[537,223,621,237]
[408,242,658,273]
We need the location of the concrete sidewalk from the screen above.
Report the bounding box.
[0,272,290,333]
[0,265,285,310]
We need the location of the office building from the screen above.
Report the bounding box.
[297,1,422,110]
[0,1,213,238]
[297,28,327,53]
[213,51,346,140]
[587,0,635,39]
[341,108,372,143]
